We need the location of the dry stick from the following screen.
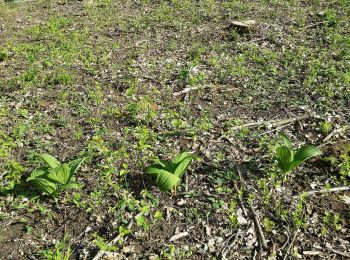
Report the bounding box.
[173,85,239,97]
[92,220,134,260]
[318,138,350,148]
[283,229,299,260]
[184,172,189,192]
[236,167,268,250]
[221,184,248,258]
[232,114,311,131]
[258,123,292,136]
[234,183,249,218]
[221,229,242,259]
[173,86,208,97]
[293,186,350,198]
[323,128,338,142]
[326,244,350,258]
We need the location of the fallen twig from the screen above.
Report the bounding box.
[92,220,134,260]
[318,138,350,148]
[224,114,311,132]
[326,244,350,258]
[305,21,328,29]
[237,167,268,250]
[173,85,208,97]
[293,186,350,198]
[221,229,242,259]
[283,229,299,260]
[323,128,338,142]
[173,85,239,97]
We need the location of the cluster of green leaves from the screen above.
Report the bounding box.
[27,154,86,197]
[339,152,350,178]
[146,151,194,191]
[274,133,322,175]
[41,238,72,260]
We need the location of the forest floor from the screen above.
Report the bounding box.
[0,0,350,259]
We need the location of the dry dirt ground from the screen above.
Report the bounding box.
[0,0,350,259]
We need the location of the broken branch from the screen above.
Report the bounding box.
[236,167,268,250]
[293,186,350,198]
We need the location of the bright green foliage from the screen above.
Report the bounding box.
[27,154,87,197]
[339,152,350,178]
[41,240,72,260]
[274,133,322,174]
[146,151,194,191]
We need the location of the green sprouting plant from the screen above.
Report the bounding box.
[320,121,332,135]
[0,50,7,62]
[274,133,322,175]
[146,151,194,191]
[27,154,87,197]
[339,151,350,178]
[41,238,72,260]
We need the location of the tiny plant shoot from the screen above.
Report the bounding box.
[146,151,194,192]
[27,154,87,197]
[274,133,322,176]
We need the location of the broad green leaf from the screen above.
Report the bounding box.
[294,145,322,163]
[279,133,293,149]
[32,178,57,195]
[146,165,173,177]
[68,157,87,176]
[27,167,48,182]
[174,157,193,178]
[156,170,180,191]
[47,163,71,184]
[60,181,82,192]
[173,151,192,164]
[288,160,304,173]
[35,154,60,168]
[275,146,293,173]
[153,159,175,172]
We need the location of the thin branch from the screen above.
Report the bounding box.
[293,186,350,198]
[283,229,299,260]
[236,167,268,250]
[221,229,242,259]
[318,138,350,148]
[326,244,350,258]
[225,114,311,132]
[173,85,239,97]
[305,21,328,29]
[323,128,338,142]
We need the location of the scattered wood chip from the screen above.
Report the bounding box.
[231,20,257,29]
[303,251,322,256]
[170,231,189,242]
[341,195,350,205]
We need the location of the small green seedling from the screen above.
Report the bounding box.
[274,133,322,175]
[146,151,194,192]
[27,154,87,197]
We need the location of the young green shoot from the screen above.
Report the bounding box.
[27,154,87,197]
[274,133,322,178]
[146,151,194,192]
